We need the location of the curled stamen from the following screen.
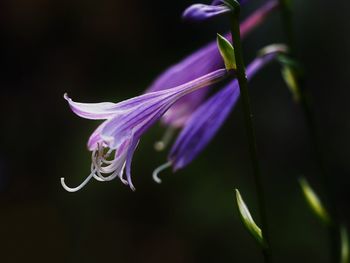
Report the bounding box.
[91,163,105,182]
[91,147,115,180]
[90,144,128,184]
[101,158,114,164]
[118,162,128,185]
[154,127,176,151]
[95,167,122,182]
[91,149,106,181]
[61,170,96,192]
[152,162,172,184]
[92,160,119,182]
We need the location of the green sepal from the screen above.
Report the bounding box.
[235,189,266,248]
[281,65,301,102]
[341,226,349,263]
[217,33,236,71]
[299,177,332,226]
[276,53,304,102]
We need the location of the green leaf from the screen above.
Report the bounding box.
[217,34,236,71]
[235,189,265,247]
[299,177,331,225]
[341,226,349,263]
[281,65,301,102]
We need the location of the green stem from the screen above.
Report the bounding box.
[300,80,340,263]
[278,0,295,55]
[278,0,340,261]
[230,8,272,263]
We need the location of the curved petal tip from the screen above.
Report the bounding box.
[63,93,70,101]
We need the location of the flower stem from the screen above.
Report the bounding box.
[278,1,340,261]
[278,0,295,55]
[230,7,272,263]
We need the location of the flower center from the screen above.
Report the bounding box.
[61,143,127,192]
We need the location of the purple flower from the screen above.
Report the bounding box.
[146,0,278,128]
[152,48,286,181]
[61,69,228,192]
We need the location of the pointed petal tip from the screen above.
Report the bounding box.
[171,163,181,173]
[172,167,179,173]
[129,184,136,191]
[167,156,183,172]
[63,93,69,101]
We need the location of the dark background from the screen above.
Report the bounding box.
[0,0,349,262]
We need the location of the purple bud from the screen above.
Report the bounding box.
[182,4,231,22]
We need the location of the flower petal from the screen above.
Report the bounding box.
[169,51,280,170]
[64,92,167,120]
[125,137,139,191]
[87,121,107,150]
[64,93,119,120]
[170,81,238,170]
[101,69,228,149]
[239,0,278,35]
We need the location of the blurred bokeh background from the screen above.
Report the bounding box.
[1,0,349,262]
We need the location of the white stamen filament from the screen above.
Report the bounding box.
[91,147,127,182]
[60,170,96,192]
[118,162,128,185]
[92,146,114,176]
[91,164,105,182]
[152,162,172,184]
[61,143,128,192]
[154,127,176,152]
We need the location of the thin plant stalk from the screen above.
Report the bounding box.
[230,5,272,263]
[278,0,340,261]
